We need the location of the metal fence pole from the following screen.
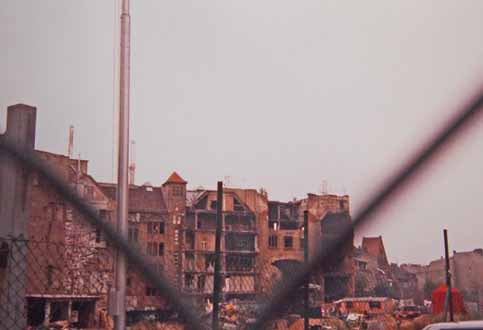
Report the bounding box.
[114,0,131,329]
[304,210,309,330]
[212,181,224,330]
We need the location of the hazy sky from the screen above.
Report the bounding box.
[2,0,483,264]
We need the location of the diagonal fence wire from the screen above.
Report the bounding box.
[0,136,206,330]
[252,90,483,329]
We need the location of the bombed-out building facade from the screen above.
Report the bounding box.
[3,146,355,327]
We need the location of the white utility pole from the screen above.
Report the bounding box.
[114,0,130,329]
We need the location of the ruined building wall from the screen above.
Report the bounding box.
[27,151,115,323]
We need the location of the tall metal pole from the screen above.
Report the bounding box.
[443,229,454,322]
[212,181,223,330]
[114,0,131,329]
[303,210,309,330]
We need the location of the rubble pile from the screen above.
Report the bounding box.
[129,321,185,330]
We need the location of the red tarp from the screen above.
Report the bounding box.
[432,284,466,314]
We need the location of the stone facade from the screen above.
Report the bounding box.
[26,151,115,328]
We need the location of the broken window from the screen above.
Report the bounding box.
[225,233,255,251]
[185,252,195,271]
[369,301,381,309]
[284,236,293,249]
[233,198,244,212]
[268,202,278,220]
[147,242,158,256]
[147,223,157,234]
[268,221,279,230]
[226,255,254,272]
[198,213,217,230]
[268,235,278,249]
[185,231,195,250]
[210,200,218,210]
[198,275,206,290]
[159,243,164,256]
[196,195,208,209]
[185,274,194,288]
[205,254,216,272]
[159,222,165,234]
[128,227,139,242]
[280,220,299,230]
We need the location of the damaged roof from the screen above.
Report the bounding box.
[99,183,168,213]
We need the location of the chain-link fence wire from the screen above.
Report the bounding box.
[0,90,482,330]
[0,134,206,330]
[0,237,204,330]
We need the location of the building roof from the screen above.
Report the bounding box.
[99,183,168,213]
[163,171,187,185]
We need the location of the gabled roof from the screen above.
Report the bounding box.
[163,171,187,185]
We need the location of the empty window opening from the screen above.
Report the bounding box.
[268,221,279,230]
[268,235,278,249]
[284,236,293,249]
[369,301,381,309]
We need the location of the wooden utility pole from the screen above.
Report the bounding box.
[304,210,309,330]
[444,229,454,322]
[212,181,224,330]
[0,104,36,330]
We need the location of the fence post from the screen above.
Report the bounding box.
[443,229,454,322]
[0,104,36,330]
[304,210,309,330]
[212,181,223,330]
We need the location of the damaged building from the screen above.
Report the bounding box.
[23,151,115,328]
[99,171,187,322]
[1,104,356,327]
[259,193,354,303]
[184,188,260,301]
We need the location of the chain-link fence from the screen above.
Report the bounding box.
[0,91,482,330]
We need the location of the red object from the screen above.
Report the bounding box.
[432,284,466,314]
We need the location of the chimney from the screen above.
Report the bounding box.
[129,140,136,185]
[68,125,74,158]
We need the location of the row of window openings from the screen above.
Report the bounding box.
[268,235,304,249]
[207,200,245,211]
[129,227,179,247]
[127,222,166,241]
[147,242,164,256]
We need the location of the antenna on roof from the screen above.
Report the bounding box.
[320,180,328,195]
[68,125,74,159]
[224,176,231,187]
[129,140,136,185]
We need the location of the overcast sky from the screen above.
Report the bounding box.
[2,0,483,264]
